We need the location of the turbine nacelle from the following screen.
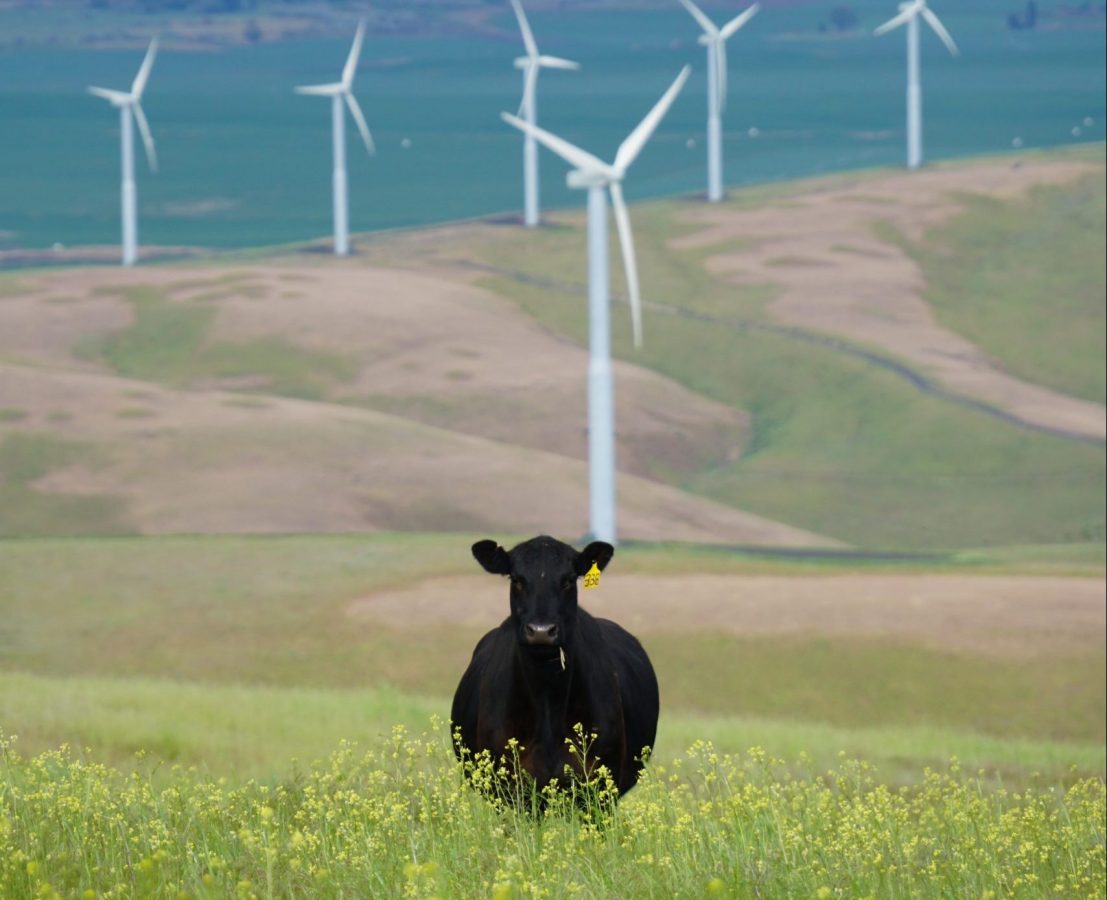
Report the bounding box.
[87,87,134,107]
[294,83,346,97]
[514,55,581,71]
[566,168,617,189]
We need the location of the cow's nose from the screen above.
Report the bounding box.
[525,622,559,645]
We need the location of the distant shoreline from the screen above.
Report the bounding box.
[2,142,1103,270]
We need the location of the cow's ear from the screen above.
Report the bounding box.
[576,541,614,576]
[472,540,511,575]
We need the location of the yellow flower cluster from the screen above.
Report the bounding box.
[0,729,1102,898]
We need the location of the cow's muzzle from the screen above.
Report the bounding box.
[524,622,559,645]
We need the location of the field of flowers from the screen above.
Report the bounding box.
[2,726,1103,900]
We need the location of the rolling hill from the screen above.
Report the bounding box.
[0,147,1103,550]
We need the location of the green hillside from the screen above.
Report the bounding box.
[892,171,1107,405]
[464,156,1106,551]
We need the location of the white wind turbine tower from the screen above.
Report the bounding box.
[509,0,580,227]
[295,19,375,256]
[677,0,759,202]
[874,0,958,170]
[502,66,691,544]
[87,37,159,267]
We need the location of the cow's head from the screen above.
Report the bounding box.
[472,535,614,650]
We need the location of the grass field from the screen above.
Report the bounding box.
[1,535,1102,782]
[1,534,1104,897]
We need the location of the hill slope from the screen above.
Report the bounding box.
[0,149,1102,549]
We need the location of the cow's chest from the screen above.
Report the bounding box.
[504,692,617,789]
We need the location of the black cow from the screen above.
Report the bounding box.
[451,535,659,799]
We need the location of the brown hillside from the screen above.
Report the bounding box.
[0,263,832,545]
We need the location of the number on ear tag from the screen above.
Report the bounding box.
[583,562,601,590]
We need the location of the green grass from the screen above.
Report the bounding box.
[883,172,1107,405]
[467,188,1106,551]
[0,433,131,536]
[2,727,1103,899]
[0,672,1101,786]
[653,634,1104,743]
[91,283,359,400]
[0,536,1102,775]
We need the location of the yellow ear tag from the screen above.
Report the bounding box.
[583,562,601,590]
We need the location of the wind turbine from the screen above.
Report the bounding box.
[874,0,958,170]
[677,0,759,202]
[87,37,159,267]
[502,66,691,544]
[295,19,375,256]
[509,0,580,227]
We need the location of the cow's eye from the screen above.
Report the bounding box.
[510,576,526,591]
[562,577,575,592]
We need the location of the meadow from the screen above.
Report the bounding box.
[0,531,1099,898]
[0,146,1104,895]
[1,534,1105,897]
[2,729,1104,899]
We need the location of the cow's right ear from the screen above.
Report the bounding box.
[472,540,512,575]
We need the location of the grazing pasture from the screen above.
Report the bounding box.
[0,534,1102,783]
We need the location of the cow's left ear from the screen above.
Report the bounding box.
[472,540,512,575]
[575,541,614,576]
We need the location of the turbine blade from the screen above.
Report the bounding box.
[874,4,918,35]
[677,0,719,37]
[720,3,759,39]
[345,92,376,155]
[131,36,158,98]
[613,65,691,174]
[131,102,158,172]
[510,0,539,59]
[920,6,959,55]
[519,62,538,118]
[608,181,643,349]
[295,83,344,96]
[500,111,612,177]
[88,86,130,104]
[343,19,367,87]
[537,55,580,70]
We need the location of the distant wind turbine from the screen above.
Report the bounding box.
[874,0,958,170]
[295,19,375,256]
[502,66,691,544]
[87,37,159,267]
[677,0,759,202]
[510,0,580,227]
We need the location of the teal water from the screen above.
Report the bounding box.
[0,2,1103,251]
